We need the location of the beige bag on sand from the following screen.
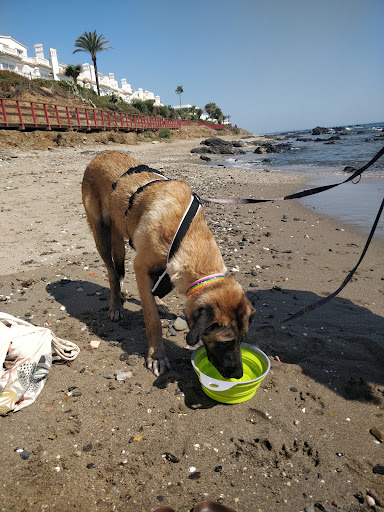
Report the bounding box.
[0,312,80,415]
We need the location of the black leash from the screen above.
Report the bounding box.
[252,197,383,328]
[199,145,384,205]
[273,197,383,325]
[198,145,384,326]
[112,155,383,320]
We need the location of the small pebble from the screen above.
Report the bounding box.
[163,452,179,463]
[373,464,384,474]
[173,317,188,331]
[366,495,376,507]
[89,340,101,349]
[188,471,201,480]
[20,450,30,460]
[115,370,132,381]
[370,426,384,442]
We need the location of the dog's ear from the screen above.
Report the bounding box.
[186,306,214,346]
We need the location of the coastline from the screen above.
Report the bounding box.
[0,135,383,512]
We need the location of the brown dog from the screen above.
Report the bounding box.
[82,151,254,376]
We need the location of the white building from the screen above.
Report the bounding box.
[0,35,161,106]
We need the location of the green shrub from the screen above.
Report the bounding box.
[232,128,240,135]
[0,70,28,89]
[32,77,53,88]
[158,105,170,118]
[158,127,171,139]
[143,131,153,138]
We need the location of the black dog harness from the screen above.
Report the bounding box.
[112,165,202,298]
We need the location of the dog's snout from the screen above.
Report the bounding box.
[219,363,243,380]
[204,339,243,380]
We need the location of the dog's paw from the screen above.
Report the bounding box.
[147,356,171,376]
[154,296,171,317]
[108,306,125,322]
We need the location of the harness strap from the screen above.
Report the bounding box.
[112,164,166,190]
[151,194,202,296]
[125,179,169,214]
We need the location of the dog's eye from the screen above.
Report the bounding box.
[203,323,219,336]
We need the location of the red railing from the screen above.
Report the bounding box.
[0,99,226,132]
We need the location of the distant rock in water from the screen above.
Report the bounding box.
[254,142,291,154]
[343,166,357,173]
[296,137,312,142]
[312,126,331,135]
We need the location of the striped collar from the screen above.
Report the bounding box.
[186,274,225,297]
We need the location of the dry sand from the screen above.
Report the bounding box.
[0,134,383,512]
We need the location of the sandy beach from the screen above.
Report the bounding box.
[0,133,383,512]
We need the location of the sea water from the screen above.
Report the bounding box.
[214,122,384,241]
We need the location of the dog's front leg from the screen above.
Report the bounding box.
[134,259,170,376]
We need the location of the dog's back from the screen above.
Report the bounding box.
[82,151,141,226]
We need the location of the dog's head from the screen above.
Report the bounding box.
[184,276,255,379]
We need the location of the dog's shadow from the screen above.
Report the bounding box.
[46,278,218,409]
[247,286,384,404]
[46,279,384,407]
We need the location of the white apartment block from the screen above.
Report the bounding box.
[0,35,161,106]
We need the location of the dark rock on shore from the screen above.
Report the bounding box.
[254,142,291,154]
[312,126,331,135]
[343,166,357,173]
[191,138,245,155]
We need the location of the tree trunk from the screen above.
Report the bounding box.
[93,57,101,96]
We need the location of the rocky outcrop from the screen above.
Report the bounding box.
[253,142,291,154]
[191,138,245,155]
[312,126,331,135]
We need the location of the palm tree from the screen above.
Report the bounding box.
[175,85,183,108]
[73,31,112,96]
[64,64,82,84]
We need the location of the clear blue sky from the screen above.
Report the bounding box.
[2,0,383,133]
